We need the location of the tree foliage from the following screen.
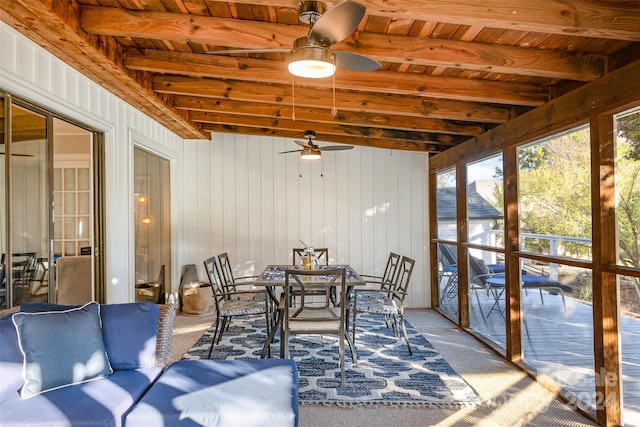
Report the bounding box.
[490,114,639,270]
[518,130,593,255]
[617,113,640,160]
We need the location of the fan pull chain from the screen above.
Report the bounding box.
[292,74,296,121]
[331,57,338,117]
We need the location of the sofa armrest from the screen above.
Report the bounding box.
[155,304,175,368]
[0,306,20,317]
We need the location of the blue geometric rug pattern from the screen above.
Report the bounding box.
[183,313,482,408]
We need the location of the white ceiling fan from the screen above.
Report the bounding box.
[208,1,380,78]
[279,130,353,160]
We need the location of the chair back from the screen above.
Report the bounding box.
[217,252,237,292]
[203,256,226,305]
[391,256,415,304]
[438,244,457,268]
[292,248,329,266]
[283,268,346,333]
[380,252,401,290]
[469,255,493,287]
[11,252,38,284]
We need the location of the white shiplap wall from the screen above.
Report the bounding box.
[0,22,191,303]
[181,134,431,308]
[1,21,431,308]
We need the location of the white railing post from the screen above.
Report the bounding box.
[549,238,559,280]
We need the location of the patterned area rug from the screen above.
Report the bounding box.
[183,313,482,408]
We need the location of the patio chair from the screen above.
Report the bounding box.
[291,247,335,305]
[352,256,415,355]
[281,267,355,385]
[438,245,459,304]
[468,255,508,318]
[356,251,401,300]
[217,252,265,301]
[203,256,270,358]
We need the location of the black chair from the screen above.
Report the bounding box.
[203,256,270,358]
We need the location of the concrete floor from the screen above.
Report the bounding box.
[171,308,603,427]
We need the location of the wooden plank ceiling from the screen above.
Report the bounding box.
[2,0,639,153]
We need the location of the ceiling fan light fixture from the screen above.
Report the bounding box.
[288,40,336,78]
[300,149,322,160]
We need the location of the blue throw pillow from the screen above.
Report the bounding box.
[12,301,113,399]
[101,302,159,369]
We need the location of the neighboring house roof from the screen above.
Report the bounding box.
[437,187,503,220]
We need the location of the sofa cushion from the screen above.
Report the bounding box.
[125,359,299,427]
[100,303,159,369]
[20,302,159,370]
[0,367,162,427]
[12,302,113,399]
[0,313,24,401]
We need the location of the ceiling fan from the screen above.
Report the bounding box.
[279,130,354,160]
[207,1,380,78]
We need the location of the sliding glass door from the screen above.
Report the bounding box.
[134,147,171,303]
[2,104,48,307]
[1,94,103,309]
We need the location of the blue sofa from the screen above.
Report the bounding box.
[0,302,173,427]
[0,302,299,427]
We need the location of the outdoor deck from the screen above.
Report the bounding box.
[440,287,640,423]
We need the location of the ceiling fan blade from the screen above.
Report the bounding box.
[308,1,366,47]
[318,145,354,151]
[207,48,291,55]
[278,149,304,154]
[294,140,313,149]
[334,51,380,72]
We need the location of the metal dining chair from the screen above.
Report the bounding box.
[203,256,270,358]
[351,256,415,355]
[281,267,356,385]
[357,251,401,300]
[217,252,265,301]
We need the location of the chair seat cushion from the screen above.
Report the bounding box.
[125,359,299,427]
[356,290,388,300]
[221,299,266,316]
[355,298,398,315]
[0,367,162,427]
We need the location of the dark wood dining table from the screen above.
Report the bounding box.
[253,264,365,358]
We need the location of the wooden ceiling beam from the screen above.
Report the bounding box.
[184,99,485,136]
[190,111,469,146]
[126,49,547,106]
[173,94,514,125]
[155,76,523,124]
[203,125,439,152]
[1,0,206,139]
[237,0,640,42]
[150,68,546,108]
[86,6,605,81]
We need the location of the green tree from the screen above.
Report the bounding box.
[518,130,593,255]
[616,129,640,269]
[617,113,640,160]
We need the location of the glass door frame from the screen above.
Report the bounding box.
[1,91,105,307]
